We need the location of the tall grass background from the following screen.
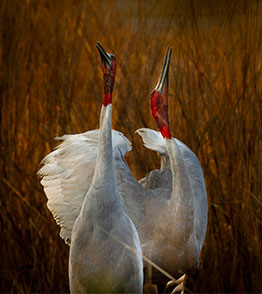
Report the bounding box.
[1,0,262,292]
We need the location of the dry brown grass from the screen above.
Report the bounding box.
[1,0,262,292]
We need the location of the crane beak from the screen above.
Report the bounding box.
[96,41,112,68]
[150,46,172,139]
[154,46,172,94]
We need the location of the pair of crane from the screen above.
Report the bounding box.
[38,42,208,293]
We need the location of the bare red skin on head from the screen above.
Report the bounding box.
[150,87,172,139]
[102,57,117,106]
[103,93,112,107]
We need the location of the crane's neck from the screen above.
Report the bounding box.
[160,154,171,170]
[92,102,114,185]
[80,99,127,223]
[165,138,195,241]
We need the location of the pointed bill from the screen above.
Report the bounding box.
[154,46,172,93]
[96,41,112,68]
[96,41,117,106]
[150,46,172,139]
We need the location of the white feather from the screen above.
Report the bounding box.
[37,129,132,245]
[135,128,167,155]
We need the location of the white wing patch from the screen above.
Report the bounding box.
[38,129,132,245]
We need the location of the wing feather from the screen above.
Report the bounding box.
[38,129,132,245]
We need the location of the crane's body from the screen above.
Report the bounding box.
[114,128,207,279]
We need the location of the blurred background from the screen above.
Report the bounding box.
[1,0,262,292]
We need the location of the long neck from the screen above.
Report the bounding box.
[160,154,170,170]
[92,103,114,185]
[165,138,195,242]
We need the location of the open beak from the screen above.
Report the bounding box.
[154,46,172,93]
[96,41,112,68]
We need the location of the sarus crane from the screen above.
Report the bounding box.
[38,45,207,293]
[136,47,208,292]
[38,42,143,293]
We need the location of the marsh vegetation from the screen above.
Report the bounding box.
[1,0,262,292]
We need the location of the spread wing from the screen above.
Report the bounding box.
[37,129,132,245]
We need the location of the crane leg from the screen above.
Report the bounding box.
[143,283,158,294]
[144,265,158,294]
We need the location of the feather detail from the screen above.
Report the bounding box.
[37,129,132,245]
[135,128,167,155]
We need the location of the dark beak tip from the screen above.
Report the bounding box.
[154,46,172,92]
[96,41,102,50]
[96,42,112,68]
